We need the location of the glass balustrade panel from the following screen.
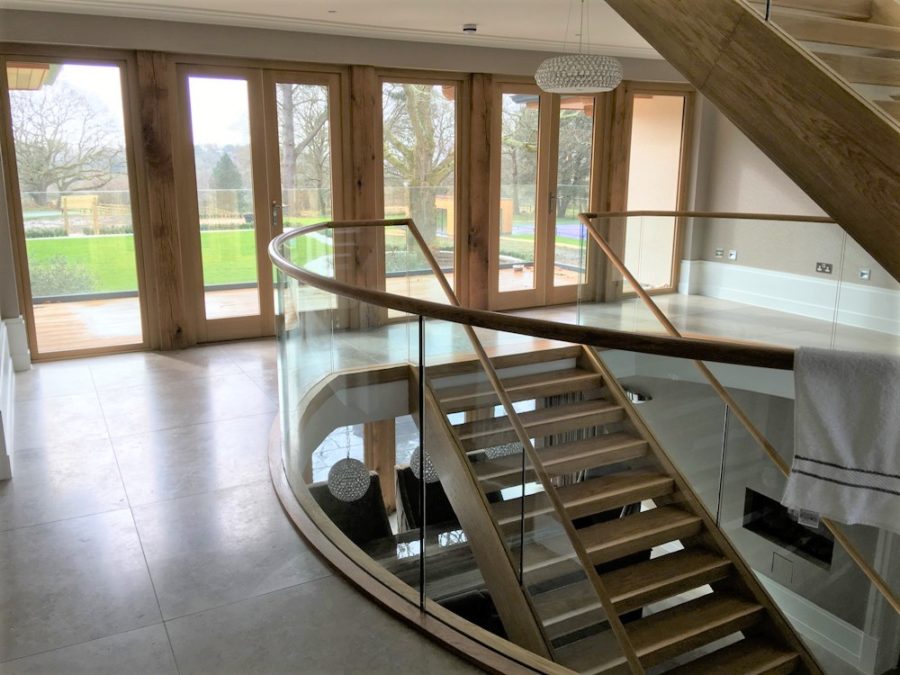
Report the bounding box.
[719,384,899,674]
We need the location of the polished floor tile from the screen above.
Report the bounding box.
[12,393,109,451]
[132,481,331,619]
[86,348,243,390]
[0,439,127,531]
[0,510,161,662]
[217,339,278,375]
[13,361,95,402]
[99,373,276,437]
[0,624,177,675]
[166,575,480,675]
[112,413,274,506]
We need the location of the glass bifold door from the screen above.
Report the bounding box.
[3,57,146,357]
[1,57,341,357]
[176,66,341,342]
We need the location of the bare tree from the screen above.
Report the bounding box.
[500,98,538,217]
[9,83,123,206]
[277,83,330,217]
[382,83,455,244]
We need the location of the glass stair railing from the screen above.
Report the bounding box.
[270,217,899,675]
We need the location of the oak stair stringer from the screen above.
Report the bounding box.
[417,376,555,660]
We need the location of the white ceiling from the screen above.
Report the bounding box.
[0,0,658,59]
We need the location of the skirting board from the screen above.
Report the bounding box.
[4,316,30,372]
[679,260,900,335]
[758,574,897,675]
[0,320,14,479]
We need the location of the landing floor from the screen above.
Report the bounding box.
[1,340,479,674]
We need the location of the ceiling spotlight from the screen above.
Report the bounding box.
[462,23,477,34]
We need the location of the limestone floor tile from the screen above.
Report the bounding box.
[166,575,480,675]
[112,413,275,506]
[98,372,276,437]
[132,481,331,620]
[0,624,177,674]
[216,338,278,375]
[12,392,109,451]
[0,510,161,662]
[247,368,278,402]
[13,361,95,402]
[0,439,128,531]
[86,348,243,390]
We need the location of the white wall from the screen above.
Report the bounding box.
[0,9,682,80]
[683,97,899,336]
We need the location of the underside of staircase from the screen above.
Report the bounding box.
[422,345,821,674]
[602,0,900,281]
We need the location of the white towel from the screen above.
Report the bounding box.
[781,347,900,534]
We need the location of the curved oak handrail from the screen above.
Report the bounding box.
[269,219,795,371]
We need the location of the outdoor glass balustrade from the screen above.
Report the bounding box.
[271,219,898,673]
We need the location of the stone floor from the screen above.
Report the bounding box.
[1,339,479,674]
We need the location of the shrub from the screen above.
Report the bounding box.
[25,227,67,239]
[29,256,96,297]
[81,224,134,236]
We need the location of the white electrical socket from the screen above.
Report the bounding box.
[728,250,737,260]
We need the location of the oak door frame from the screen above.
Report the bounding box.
[605,81,696,302]
[488,81,599,311]
[0,48,152,360]
[174,63,274,343]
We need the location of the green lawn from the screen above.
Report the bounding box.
[26,230,332,293]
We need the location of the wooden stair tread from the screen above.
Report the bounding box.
[769,8,900,51]
[554,628,630,675]
[473,432,648,488]
[748,0,872,21]
[557,471,674,519]
[425,345,582,378]
[492,491,551,525]
[456,400,624,451]
[627,593,765,666]
[876,99,900,121]
[579,506,703,565]
[437,367,604,413]
[815,51,900,85]
[601,548,733,614]
[666,637,800,675]
[532,579,605,640]
[491,471,673,525]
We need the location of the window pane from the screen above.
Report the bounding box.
[554,95,594,288]
[624,94,685,291]
[8,62,143,353]
[275,81,335,311]
[382,82,456,303]
[499,92,539,293]
[188,76,260,320]
[276,83,333,227]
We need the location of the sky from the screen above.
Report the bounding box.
[45,64,251,148]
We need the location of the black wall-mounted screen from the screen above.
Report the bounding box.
[743,488,834,567]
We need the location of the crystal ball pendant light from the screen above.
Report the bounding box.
[535,53,623,94]
[535,0,623,94]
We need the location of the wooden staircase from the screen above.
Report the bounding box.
[751,0,900,122]
[424,345,819,674]
[601,0,900,281]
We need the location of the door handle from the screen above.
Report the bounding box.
[271,201,286,230]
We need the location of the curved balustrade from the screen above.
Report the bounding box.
[269,217,899,675]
